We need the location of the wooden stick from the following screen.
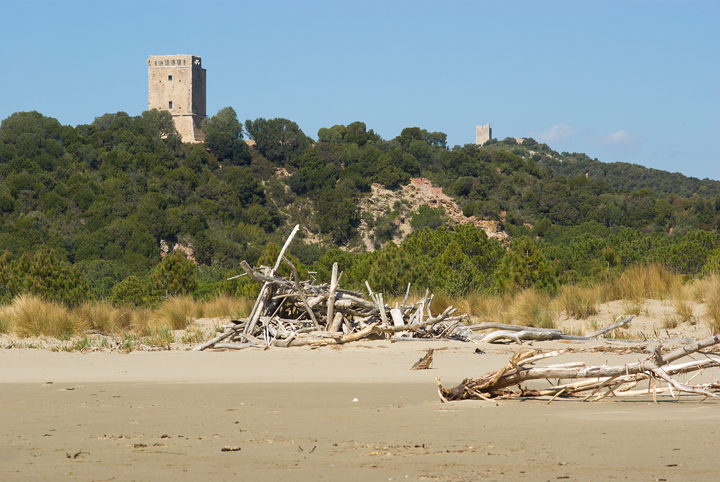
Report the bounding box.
[338,322,379,344]
[390,308,406,337]
[426,294,434,317]
[479,329,560,344]
[581,375,620,402]
[326,263,339,331]
[415,288,429,326]
[243,226,300,335]
[546,387,567,405]
[380,306,460,334]
[193,325,241,351]
[585,316,634,337]
[365,281,375,300]
[377,293,388,326]
[402,282,411,308]
[282,255,319,328]
[329,312,343,333]
[273,224,300,272]
[213,342,263,350]
[467,322,562,334]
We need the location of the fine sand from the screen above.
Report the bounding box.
[2,337,719,482]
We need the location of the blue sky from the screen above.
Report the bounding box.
[1,1,718,180]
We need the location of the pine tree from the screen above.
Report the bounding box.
[148,251,198,299]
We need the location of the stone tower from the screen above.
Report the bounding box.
[475,124,492,146]
[147,55,206,143]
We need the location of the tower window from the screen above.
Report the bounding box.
[168,75,173,81]
[169,101,173,109]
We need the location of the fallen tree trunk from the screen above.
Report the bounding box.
[478,330,559,344]
[470,316,636,344]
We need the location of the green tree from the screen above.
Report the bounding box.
[140,109,179,139]
[410,206,446,231]
[317,127,343,145]
[367,243,431,295]
[203,107,251,165]
[315,181,361,245]
[148,252,198,299]
[492,238,557,293]
[431,240,482,297]
[7,249,91,306]
[77,259,128,299]
[244,117,311,165]
[111,275,151,307]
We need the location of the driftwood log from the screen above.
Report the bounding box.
[468,316,635,344]
[437,335,720,402]
[194,225,468,351]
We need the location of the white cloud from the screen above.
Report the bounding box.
[594,129,637,146]
[528,124,575,144]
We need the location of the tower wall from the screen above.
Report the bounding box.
[475,124,492,145]
[147,55,206,143]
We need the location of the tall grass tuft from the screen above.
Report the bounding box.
[670,286,695,324]
[75,301,125,333]
[689,274,720,303]
[558,284,599,319]
[466,292,513,325]
[130,309,154,335]
[602,264,680,303]
[12,295,86,339]
[155,296,199,330]
[511,289,556,329]
[704,280,720,333]
[202,295,254,319]
[0,306,12,334]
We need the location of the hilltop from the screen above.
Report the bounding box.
[2,108,720,302]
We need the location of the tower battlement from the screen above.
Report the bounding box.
[148,55,206,143]
[475,124,492,146]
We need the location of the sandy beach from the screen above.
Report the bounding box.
[2,338,719,482]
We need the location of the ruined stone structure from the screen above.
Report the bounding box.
[475,124,492,145]
[147,55,206,143]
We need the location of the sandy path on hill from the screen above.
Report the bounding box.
[2,340,719,481]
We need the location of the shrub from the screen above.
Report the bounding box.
[111,275,151,307]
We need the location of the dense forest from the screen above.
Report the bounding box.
[2,108,720,307]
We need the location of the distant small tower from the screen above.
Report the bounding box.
[475,124,492,146]
[147,55,206,143]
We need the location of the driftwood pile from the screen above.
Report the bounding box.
[195,225,468,351]
[437,335,720,402]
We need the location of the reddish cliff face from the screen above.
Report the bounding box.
[358,177,508,251]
